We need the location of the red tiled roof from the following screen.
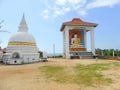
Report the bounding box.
[60,18,98,31]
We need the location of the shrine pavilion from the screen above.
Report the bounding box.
[60,18,98,59]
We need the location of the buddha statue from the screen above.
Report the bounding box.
[71,33,82,48]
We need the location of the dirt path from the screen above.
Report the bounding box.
[0,58,120,90]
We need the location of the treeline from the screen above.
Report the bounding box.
[95,48,120,56]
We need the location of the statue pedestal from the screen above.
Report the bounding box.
[70,48,86,52]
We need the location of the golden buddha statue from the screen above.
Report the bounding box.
[71,33,82,48]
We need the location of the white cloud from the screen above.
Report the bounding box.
[41,0,120,19]
[86,0,120,9]
[41,9,49,19]
[68,0,87,10]
[68,0,86,6]
[77,9,87,16]
[55,0,67,6]
[41,0,87,18]
[53,6,71,17]
[43,9,49,14]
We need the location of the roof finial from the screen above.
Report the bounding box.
[23,13,25,18]
[18,14,28,32]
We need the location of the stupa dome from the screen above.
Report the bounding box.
[9,32,36,43]
[8,14,36,46]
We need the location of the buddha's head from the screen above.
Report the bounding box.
[74,33,78,38]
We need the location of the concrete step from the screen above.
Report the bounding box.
[70,52,94,59]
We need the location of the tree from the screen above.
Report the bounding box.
[0,20,10,33]
[95,48,102,56]
[0,20,10,48]
[38,51,43,58]
[95,48,120,57]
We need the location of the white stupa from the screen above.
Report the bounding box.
[3,15,39,64]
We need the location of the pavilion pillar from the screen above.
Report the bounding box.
[84,30,87,49]
[90,28,95,55]
[65,26,70,59]
[63,31,65,58]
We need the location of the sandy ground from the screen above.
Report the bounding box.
[0,58,120,90]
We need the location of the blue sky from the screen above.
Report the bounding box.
[0,0,120,54]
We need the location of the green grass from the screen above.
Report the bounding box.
[39,66,63,78]
[74,64,112,85]
[39,62,120,86]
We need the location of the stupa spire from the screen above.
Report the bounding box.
[18,14,28,32]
